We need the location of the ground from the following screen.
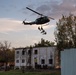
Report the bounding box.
[0,69,61,75]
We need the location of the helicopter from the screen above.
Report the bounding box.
[23,7,54,34]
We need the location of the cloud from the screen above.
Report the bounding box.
[0,18,35,33]
[0,18,55,33]
[36,5,51,13]
[36,0,76,19]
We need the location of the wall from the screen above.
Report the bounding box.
[31,47,56,68]
[15,47,56,69]
[61,49,76,75]
[15,48,28,69]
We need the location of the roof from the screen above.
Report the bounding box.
[15,46,56,50]
[15,47,27,50]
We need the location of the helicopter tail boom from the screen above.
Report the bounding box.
[23,20,36,25]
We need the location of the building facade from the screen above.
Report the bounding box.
[15,47,56,69]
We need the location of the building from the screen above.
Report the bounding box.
[15,47,56,69]
[61,49,76,75]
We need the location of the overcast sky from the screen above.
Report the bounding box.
[0,0,76,47]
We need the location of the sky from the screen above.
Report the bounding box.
[0,0,76,48]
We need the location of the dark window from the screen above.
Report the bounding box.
[35,62,37,68]
[34,50,38,54]
[22,59,25,63]
[41,59,45,64]
[28,50,31,54]
[49,59,53,64]
[16,60,19,63]
[22,50,25,55]
[16,51,19,54]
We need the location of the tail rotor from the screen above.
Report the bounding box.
[22,19,26,24]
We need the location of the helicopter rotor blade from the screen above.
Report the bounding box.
[26,7,54,20]
[26,7,44,16]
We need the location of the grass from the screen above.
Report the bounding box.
[0,70,61,75]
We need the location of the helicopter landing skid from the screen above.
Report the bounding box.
[38,26,47,35]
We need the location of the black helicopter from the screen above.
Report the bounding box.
[23,7,54,35]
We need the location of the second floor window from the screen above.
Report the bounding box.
[22,50,25,55]
[16,51,19,54]
[28,50,31,54]
[34,50,38,54]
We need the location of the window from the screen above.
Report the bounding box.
[41,59,45,64]
[16,60,19,63]
[22,50,25,55]
[16,51,19,54]
[34,57,37,63]
[49,59,53,64]
[28,50,31,54]
[34,50,38,54]
[22,59,25,63]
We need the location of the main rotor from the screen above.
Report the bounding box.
[26,7,54,20]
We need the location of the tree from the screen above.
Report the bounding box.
[34,38,55,47]
[54,14,76,66]
[0,41,14,71]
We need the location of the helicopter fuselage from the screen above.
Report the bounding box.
[35,16,50,24]
[23,16,50,25]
